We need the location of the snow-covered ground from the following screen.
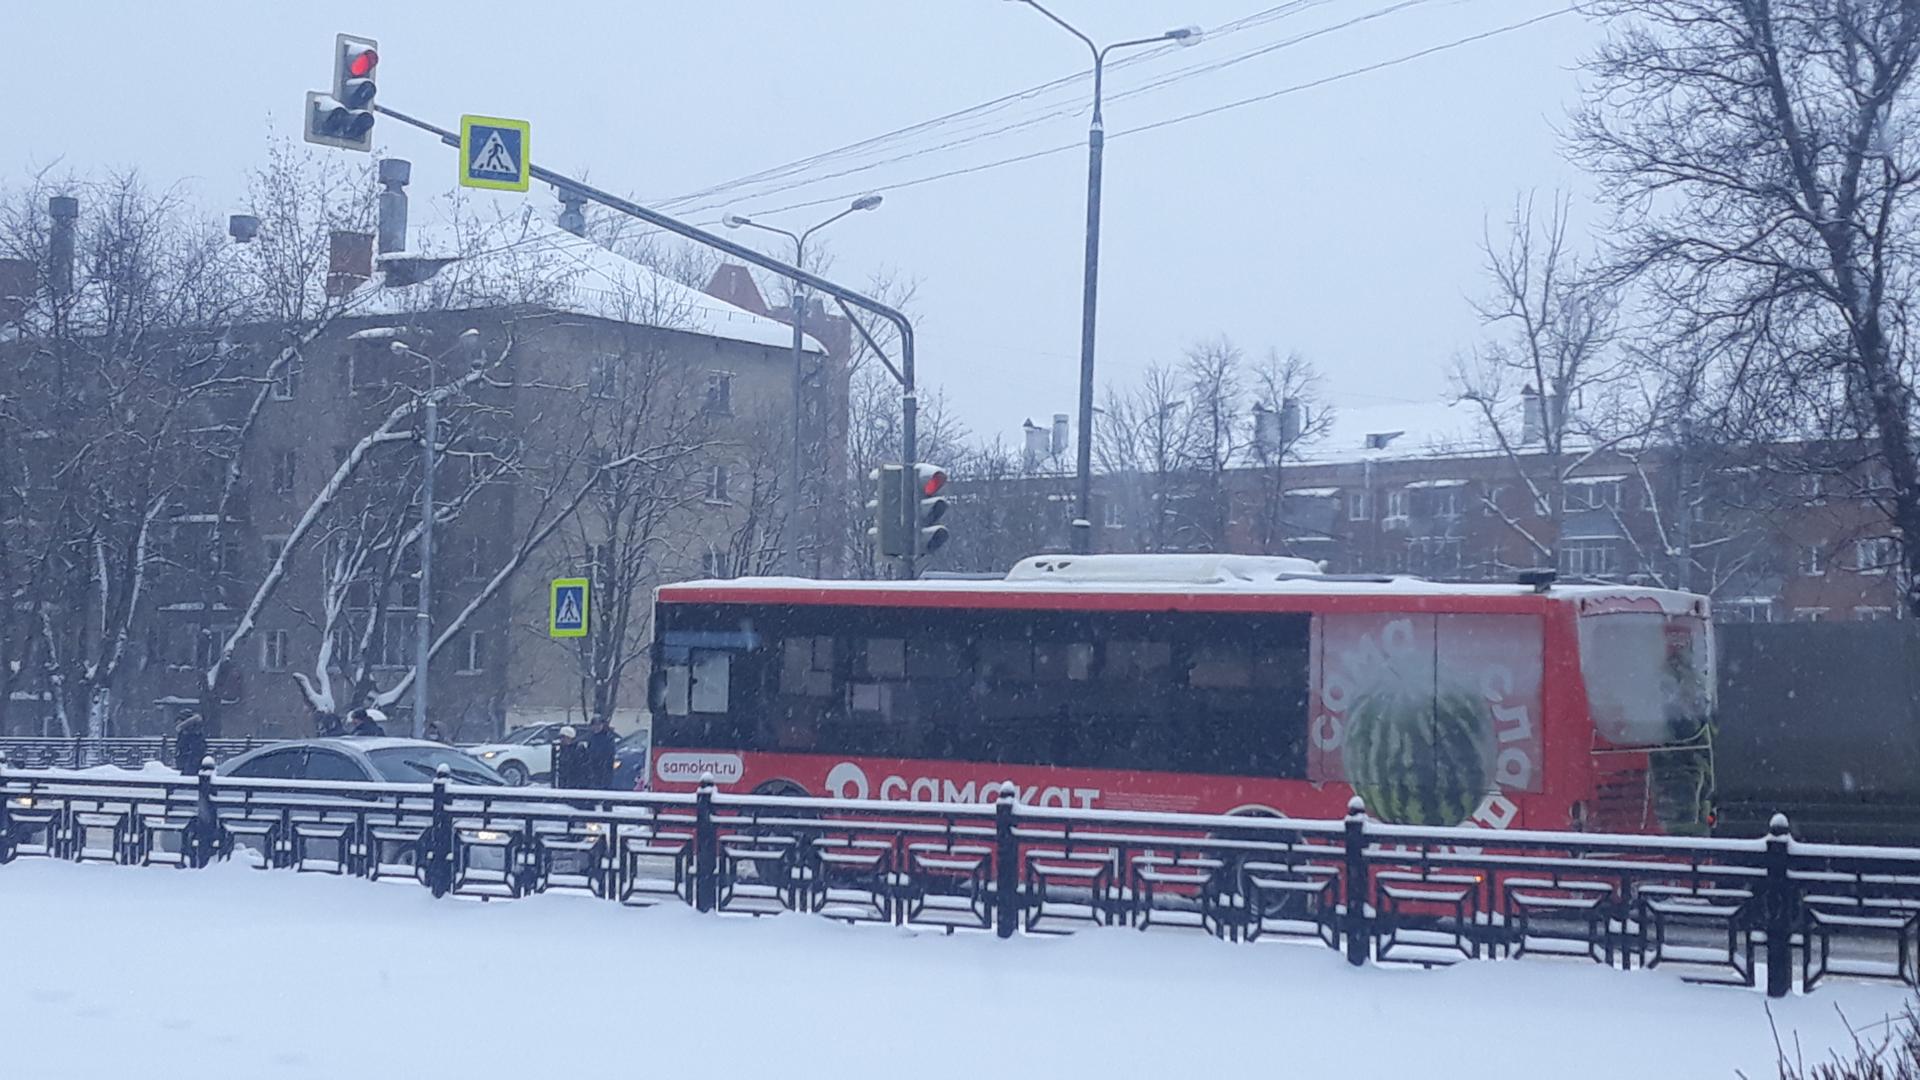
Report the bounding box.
[0,860,1911,1079]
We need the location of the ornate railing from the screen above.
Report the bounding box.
[3,759,1915,997]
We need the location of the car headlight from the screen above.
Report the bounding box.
[481,751,499,760]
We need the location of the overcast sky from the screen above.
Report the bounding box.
[3,0,1601,443]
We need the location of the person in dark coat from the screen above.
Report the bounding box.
[422,720,447,744]
[551,726,588,790]
[585,715,617,790]
[173,710,209,776]
[347,707,386,738]
[314,711,345,738]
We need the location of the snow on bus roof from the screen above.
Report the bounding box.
[660,555,1707,614]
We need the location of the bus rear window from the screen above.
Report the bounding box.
[1578,612,1714,746]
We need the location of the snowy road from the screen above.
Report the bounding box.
[0,860,1911,1079]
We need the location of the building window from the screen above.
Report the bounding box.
[1101,500,1126,530]
[1800,545,1825,577]
[1854,606,1893,622]
[458,630,488,674]
[264,536,287,567]
[1385,489,1409,520]
[1798,474,1823,500]
[271,358,300,401]
[1346,490,1370,522]
[271,449,297,494]
[1856,537,1896,574]
[705,464,731,504]
[1559,539,1619,577]
[1564,478,1623,512]
[589,355,619,400]
[215,537,242,576]
[261,629,289,672]
[1434,489,1461,518]
[701,549,730,579]
[195,625,237,670]
[706,371,734,415]
[379,612,414,669]
[1792,607,1829,623]
[1719,598,1774,624]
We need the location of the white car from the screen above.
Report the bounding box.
[468,723,568,786]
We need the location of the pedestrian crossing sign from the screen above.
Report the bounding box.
[549,577,589,638]
[459,115,531,191]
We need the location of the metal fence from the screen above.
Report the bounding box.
[3,758,1916,998]
[0,736,274,771]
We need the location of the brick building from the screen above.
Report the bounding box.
[943,399,1906,623]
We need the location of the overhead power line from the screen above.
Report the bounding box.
[692,6,1577,225]
[655,0,1346,213]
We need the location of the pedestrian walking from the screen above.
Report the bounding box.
[347,707,386,738]
[314,711,345,738]
[585,714,617,791]
[422,720,447,743]
[173,710,208,776]
[551,726,588,790]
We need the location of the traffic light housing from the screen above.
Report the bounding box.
[915,463,950,557]
[305,34,379,152]
[866,465,907,559]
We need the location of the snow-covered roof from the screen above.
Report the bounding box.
[1286,486,1341,498]
[1402,478,1468,489]
[357,214,823,354]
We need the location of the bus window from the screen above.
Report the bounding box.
[861,638,906,679]
[690,651,731,714]
[1579,611,1713,746]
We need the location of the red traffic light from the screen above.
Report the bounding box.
[915,464,947,498]
[346,45,378,79]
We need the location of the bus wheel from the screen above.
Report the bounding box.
[1215,807,1314,926]
[732,779,812,888]
[752,779,810,799]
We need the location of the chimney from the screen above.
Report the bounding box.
[1023,418,1049,470]
[376,158,410,255]
[1051,413,1069,458]
[557,189,588,237]
[1252,402,1280,459]
[47,195,77,297]
[228,213,260,244]
[0,257,33,323]
[1280,397,1303,445]
[326,230,374,297]
[1520,384,1543,446]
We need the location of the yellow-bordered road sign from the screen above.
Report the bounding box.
[460,115,531,191]
[550,577,589,638]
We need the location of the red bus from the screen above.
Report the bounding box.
[644,554,1716,835]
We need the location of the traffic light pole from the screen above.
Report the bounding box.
[371,103,923,579]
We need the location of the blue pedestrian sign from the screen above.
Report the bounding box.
[549,577,589,638]
[460,115,531,192]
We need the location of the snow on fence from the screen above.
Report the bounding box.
[2,757,1916,998]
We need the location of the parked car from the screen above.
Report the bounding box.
[612,730,651,792]
[465,722,567,786]
[216,738,506,787]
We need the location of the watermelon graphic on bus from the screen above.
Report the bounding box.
[1311,612,1543,828]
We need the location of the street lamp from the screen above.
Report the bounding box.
[384,328,480,738]
[724,194,884,576]
[1006,0,1201,554]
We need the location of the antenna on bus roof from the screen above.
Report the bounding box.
[1516,568,1557,593]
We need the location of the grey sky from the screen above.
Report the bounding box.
[4,0,1600,443]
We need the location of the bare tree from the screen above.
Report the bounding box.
[1575,0,1920,612]
[1246,349,1335,555]
[0,172,237,738]
[1451,193,1642,572]
[1096,363,1198,553]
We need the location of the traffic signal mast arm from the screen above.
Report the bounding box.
[363,99,927,578]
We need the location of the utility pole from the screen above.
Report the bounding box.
[723,197,883,577]
[1007,2,1201,555]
